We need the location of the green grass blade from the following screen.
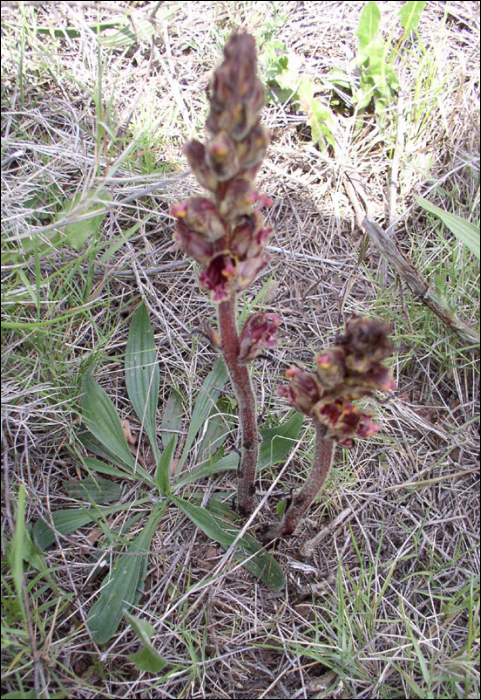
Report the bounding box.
[8,485,27,617]
[87,502,166,644]
[415,195,480,259]
[125,303,160,462]
[178,358,229,471]
[156,437,175,495]
[171,496,285,591]
[81,372,137,470]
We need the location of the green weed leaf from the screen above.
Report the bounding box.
[398,1,427,35]
[124,611,167,673]
[356,1,381,59]
[8,485,26,616]
[125,303,160,462]
[81,456,146,483]
[414,196,480,259]
[197,397,234,462]
[58,189,111,252]
[87,503,166,644]
[171,496,285,590]
[173,451,238,490]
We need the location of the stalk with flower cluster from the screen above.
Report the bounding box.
[268,318,395,537]
[170,34,279,516]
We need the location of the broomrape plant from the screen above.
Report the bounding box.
[37,32,395,647]
[172,33,395,532]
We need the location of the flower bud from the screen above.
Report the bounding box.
[230,212,272,260]
[313,397,379,445]
[236,123,270,169]
[238,312,281,363]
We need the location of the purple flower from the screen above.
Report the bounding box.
[198,253,237,301]
[277,367,321,415]
[230,213,272,260]
[238,312,281,363]
[173,220,215,264]
[313,397,379,445]
[170,198,226,241]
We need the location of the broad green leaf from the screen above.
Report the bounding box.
[171,496,285,591]
[197,397,234,462]
[160,389,184,452]
[124,611,167,673]
[414,196,480,259]
[173,451,238,490]
[398,1,427,35]
[87,503,166,644]
[81,374,154,485]
[258,413,304,470]
[156,437,175,495]
[178,358,229,471]
[33,500,150,550]
[128,646,167,673]
[78,430,134,471]
[81,456,145,483]
[81,373,137,469]
[125,303,160,462]
[356,1,381,58]
[65,476,122,504]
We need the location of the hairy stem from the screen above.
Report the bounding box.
[278,423,334,536]
[218,295,259,515]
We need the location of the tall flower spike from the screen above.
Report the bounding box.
[171,33,278,516]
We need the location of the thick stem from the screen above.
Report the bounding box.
[218,295,259,516]
[278,423,334,537]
